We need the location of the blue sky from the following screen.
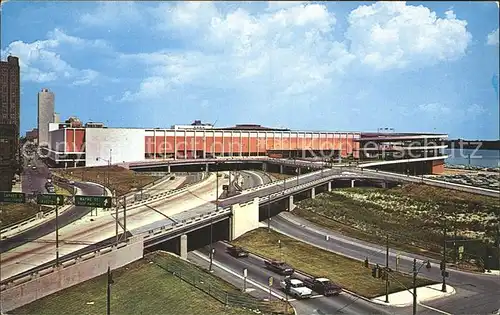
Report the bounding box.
[1,1,499,139]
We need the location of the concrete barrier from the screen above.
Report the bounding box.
[1,236,144,313]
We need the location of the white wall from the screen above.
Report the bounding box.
[85,128,146,167]
[231,197,260,240]
[1,237,144,313]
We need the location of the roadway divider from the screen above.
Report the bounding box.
[361,169,500,197]
[142,198,259,242]
[224,241,376,305]
[0,204,73,240]
[0,238,134,291]
[124,172,215,211]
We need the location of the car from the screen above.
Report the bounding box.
[303,277,342,296]
[264,260,294,276]
[226,246,249,258]
[69,180,75,185]
[280,278,313,299]
[46,186,55,193]
[31,165,37,170]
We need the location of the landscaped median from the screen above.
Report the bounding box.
[11,251,289,315]
[232,228,435,299]
[293,184,500,271]
[53,166,163,197]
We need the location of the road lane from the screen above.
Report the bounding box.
[270,213,500,314]
[0,173,223,280]
[194,242,398,315]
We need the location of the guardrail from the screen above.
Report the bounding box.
[124,173,213,209]
[0,240,131,290]
[362,169,500,197]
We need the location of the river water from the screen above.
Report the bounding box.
[445,149,500,168]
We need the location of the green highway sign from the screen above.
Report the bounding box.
[75,195,112,208]
[0,191,26,203]
[37,194,64,206]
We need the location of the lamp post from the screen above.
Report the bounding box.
[412,258,432,315]
[96,148,112,196]
[210,162,220,272]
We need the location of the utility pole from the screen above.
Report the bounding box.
[209,218,214,272]
[55,202,59,266]
[107,266,113,315]
[412,259,417,315]
[442,223,447,292]
[123,196,127,242]
[385,234,389,303]
[267,203,271,232]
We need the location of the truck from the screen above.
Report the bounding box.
[303,277,342,296]
[280,278,312,299]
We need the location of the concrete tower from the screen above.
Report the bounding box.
[37,88,55,146]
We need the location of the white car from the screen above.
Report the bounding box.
[280,278,312,299]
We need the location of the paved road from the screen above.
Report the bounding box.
[239,170,273,189]
[191,242,399,315]
[270,213,500,315]
[22,158,50,194]
[0,182,106,253]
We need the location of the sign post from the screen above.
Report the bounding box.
[74,195,112,208]
[36,193,65,265]
[0,191,26,203]
[268,276,273,301]
[243,268,247,292]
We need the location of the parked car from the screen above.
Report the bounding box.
[226,246,249,258]
[264,260,294,276]
[303,277,342,296]
[280,278,312,299]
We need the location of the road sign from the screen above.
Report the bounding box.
[458,246,464,253]
[37,194,64,206]
[75,195,112,208]
[0,191,26,203]
[268,276,273,286]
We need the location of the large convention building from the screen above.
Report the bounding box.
[46,120,448,174]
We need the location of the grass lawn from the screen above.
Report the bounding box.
[0,203,51,229]
[54,166,163,197]
[53,183,71,196]
[232,228,435,299]
[12,252,279,315]
[294,184,500,270]
[267,172,296,180]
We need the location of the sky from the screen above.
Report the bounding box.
[1,1,499,140]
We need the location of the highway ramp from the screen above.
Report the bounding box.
[0,173,223,281]
[190,242,395,315]
[269,213,500,315]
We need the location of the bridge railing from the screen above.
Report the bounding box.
[0,240,133,291]
[362,169,500,197]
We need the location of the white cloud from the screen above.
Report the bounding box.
[80,2,143,28]
[487,28,499,46]
[345,2,472,71]
[266,1,309,12]
[466,104,486,116]
[1,29,103,84]
[418,103,451,114]
[120,2,350,106]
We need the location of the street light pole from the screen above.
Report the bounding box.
[385,235,389,303]
[412,259,417,315]
[442,223,447,292]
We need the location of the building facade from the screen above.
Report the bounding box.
[37,88,55,147]
[0,56,20,191]
[46,124,448,174]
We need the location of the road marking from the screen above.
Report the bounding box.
[418,303,453,315]
[192,251,288,300]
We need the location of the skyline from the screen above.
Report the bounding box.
[1,1,499,139]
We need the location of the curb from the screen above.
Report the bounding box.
[221,241,377,306]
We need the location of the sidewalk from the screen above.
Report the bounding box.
[371,284,456,307]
